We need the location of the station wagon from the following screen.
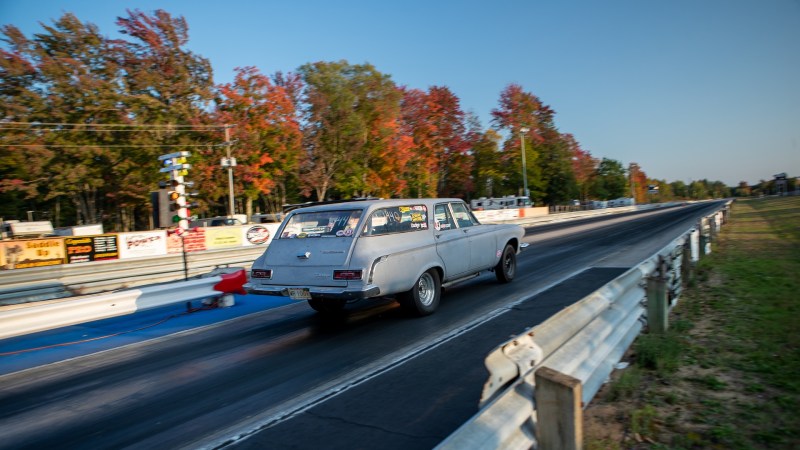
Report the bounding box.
[245,198,526,316]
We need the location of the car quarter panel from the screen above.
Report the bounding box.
[355,232,441,296]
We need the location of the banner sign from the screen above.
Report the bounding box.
[167,228,207,253]
[118,231,168,259]
[64,234,119,263]
[0,238,66,270]
[204,227,243,249]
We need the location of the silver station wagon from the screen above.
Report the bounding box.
[245,198,526,316]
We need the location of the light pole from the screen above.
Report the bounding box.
[519,127,530,198]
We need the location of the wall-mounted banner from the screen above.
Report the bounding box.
[118,231,168,259]
[65,234,119,264]
[0,238,66,270]
[204,227,243,249]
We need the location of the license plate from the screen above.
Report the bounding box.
[287,288,311,300]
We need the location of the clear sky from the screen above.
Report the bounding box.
[1,0,798,186]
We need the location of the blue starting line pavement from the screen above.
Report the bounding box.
[0,294,293,377]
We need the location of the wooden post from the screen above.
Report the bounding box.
[535,367,582,450]
[681,240,693,286]
[647,257,669,333]
[699,218,711,256]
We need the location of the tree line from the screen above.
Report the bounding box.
[0,10,735,231]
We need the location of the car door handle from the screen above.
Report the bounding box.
[297,252,311,259]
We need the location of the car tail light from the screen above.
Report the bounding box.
[251,269,272,279]
[333,270,363,280]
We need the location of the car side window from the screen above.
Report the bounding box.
[434,204,456,232]
[364,205,428,236]
[450,202,477,228]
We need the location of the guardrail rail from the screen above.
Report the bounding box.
[437,201,731,450]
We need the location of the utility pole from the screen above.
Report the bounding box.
[222,124,236,217]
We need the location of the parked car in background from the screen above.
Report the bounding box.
[245,198,527,316]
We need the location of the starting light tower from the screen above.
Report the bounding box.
[158,151,197,235]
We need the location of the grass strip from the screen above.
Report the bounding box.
[584,196,800,449]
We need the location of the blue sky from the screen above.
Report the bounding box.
[1,0,798,186]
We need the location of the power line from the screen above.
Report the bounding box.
[0,144,221,148]
[0,127,223,133]
[1,121,228,130]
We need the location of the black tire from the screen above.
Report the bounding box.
[495,244,516,283]
[398,269,441,316]
[307,297,347,315]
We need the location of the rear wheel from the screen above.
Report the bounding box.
[398,269,441,316]
[307,297,347,315]
[495,244,516,283]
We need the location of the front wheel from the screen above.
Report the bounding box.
[398,269,441,316]
[495,244,516,283]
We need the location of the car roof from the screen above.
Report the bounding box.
[288,198,465,214]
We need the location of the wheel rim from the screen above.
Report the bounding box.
[504,251,515,277]
[417,272,435,306]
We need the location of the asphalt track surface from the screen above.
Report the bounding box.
[0,202,725,449]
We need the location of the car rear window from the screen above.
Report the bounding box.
[364,205,428,236]
[279,210,363,238]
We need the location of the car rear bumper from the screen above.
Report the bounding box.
[244,283,381,300]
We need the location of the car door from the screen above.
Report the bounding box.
[449,201,498,271]
[433,202,470,278]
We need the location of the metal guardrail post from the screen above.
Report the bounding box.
[534,367,582,450]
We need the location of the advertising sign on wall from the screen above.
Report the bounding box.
[117,231,168,259]
[241,224,280,247]
[0,238,66,270]
[167,228,207,253]
[204,227,243,249]
[64,234,119,263]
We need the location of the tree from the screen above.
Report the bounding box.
[628,162,648,203]
[491,84,549,202]
[210,66,302,218]
[298,61,404,200]
[590,158,627,200]
[539,133,578,205]
[114,9,215,228]
[671,180,688,198]
[734,181,752,197]
[569,135,598,203]
[0,13,128,227]
[400,86,473,198]
[471,129,504,198]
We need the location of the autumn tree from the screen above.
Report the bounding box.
[491,84,548,201]
[0,13,128,227]
[628,162,649,202]
[114,9,215,228]
[569,135,598,203]
[208,66,302,218]
[298,61,406,200]
[400,86,473,198]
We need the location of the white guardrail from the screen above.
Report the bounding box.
[437,201,731,450]
[0,270,247,340]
